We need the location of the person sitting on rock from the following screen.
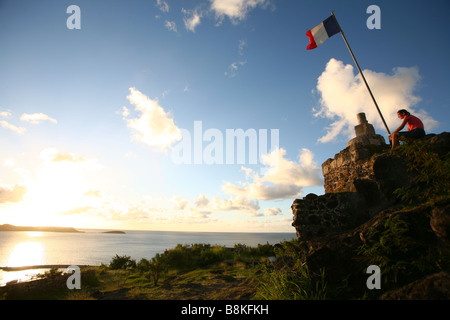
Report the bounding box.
[389,109,425,149]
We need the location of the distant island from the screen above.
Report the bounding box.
[102,230,126,234]
[0,224,82,233]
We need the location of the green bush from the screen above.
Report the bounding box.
[109,254,136,270]
[357,208,450,289]
[393,139,450,205]
[160,243,235,271]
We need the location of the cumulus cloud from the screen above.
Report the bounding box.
[169,148,321,219]
[210,0,270,24]
[0,184,27,203]
[20,113,57,124]
[211,195,261,216]
[314,58,438,143]
[172,195,190,210]
[194,193,210,208]
[264,207,282,216]
[173,194,262,217]
[123,87,182,153]
[222,148,322,200]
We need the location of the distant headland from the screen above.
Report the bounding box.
[0,224,82,233]
[102,230,126,234]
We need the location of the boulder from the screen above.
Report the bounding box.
[381,272,450,300]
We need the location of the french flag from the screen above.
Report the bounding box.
[306,16,340,50]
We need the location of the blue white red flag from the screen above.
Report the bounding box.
[306,16,340,50]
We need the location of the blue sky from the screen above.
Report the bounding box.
[0,0,449,232]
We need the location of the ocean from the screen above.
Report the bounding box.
[0,229,296,286]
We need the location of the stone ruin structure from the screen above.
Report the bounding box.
[321,112,387,194]
[292,113,391,240]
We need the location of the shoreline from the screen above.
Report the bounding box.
[0,264,95,272]
[0,224,82,233]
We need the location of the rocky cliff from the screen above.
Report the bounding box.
[290,114,450,299]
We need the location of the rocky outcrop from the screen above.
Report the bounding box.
[292,117,448,241]
[300,199,450,298]
[290,113,450,299]
[381,272,450,300]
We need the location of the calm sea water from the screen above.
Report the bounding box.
[0,229,296,286]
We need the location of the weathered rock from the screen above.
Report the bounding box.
[381,272,450,300]
[430,200,450,245]
[294,125,449,241]
[292,192,370,241]
[372,153,412,200]
[423,132,450,157]
[290,123,449,299]
[301,201,448,298]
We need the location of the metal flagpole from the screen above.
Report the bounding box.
[331,11,391,135]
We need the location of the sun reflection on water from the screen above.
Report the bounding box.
[0,235,48,286]
[6,241,46,267]
[25,231,43,238]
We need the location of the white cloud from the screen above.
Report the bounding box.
[172,195,190,210]
[222,148,322,200]
[264,207,282,216]
[172,193,262,217]
[0,111,56,134]
[123,87,182,153]
[210,0,270,24]
[20,113,57,124]
[0,120,25,134]
[238,39,246,56]
[156,0,169,13]
[170,148,322,220]
[0,184,27,203]
[182,8,202,32]
[165,20,178,33]
[0,111,12,118]
[225,39,247,78]
[121,106,130,117]
[194,193,210,208]
[40,148,86,163]
[225,61,246,78]
[212,195,261,216]
[314,58,438,143]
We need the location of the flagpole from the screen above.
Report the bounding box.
[331,11,391,136]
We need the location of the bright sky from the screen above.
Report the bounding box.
[0,0,449,232]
